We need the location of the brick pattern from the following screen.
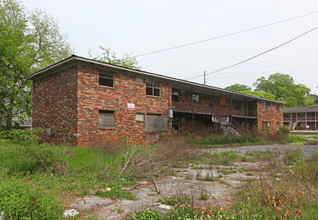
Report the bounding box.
[77,65,172,145]
[257,102,283,132]
[32,63,284,146]
[32,66,78,145]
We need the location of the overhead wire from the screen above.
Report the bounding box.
[186,26,318,80]
[134,10,318,58]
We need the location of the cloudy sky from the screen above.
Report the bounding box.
[21,0,318,94]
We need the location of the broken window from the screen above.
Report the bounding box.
[262,101,267,111]
[99,110,115,128]
[172,89,179,102]
[99,71,114,87]
[146,79,161,96]
[192,93,200,103]
[145,114,169,132]
[262,121,268,132]
[276,104,280,112]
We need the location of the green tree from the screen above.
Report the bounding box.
[253,73,312,107]
[0,0,72,128]
[89,46,141,69]
[225,84,251,92]
[241,90,276,100]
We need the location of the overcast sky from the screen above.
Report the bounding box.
[21,0,318,94]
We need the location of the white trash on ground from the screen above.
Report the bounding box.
[63,209,79,217]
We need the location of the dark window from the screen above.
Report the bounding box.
[99,72,114,87]
[99,110,115,128]
[299,113,306,119]
[172,89,179,102]
[192,93,200,103]
[276,104,280,112]
[146,79,161,96]
[233,100,241,110]
[262,121,268,132]
[262,102,267,111]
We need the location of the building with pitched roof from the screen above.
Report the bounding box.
[283,106,318,131]
[26,55,285,145]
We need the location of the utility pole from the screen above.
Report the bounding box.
[204,70,207,85]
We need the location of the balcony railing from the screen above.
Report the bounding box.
[232,110,257,117]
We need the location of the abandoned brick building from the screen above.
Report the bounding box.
[283,106,318,131]
[26,55,284,145]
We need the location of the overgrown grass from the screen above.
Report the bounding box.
[190,135,265,147]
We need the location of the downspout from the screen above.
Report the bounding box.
[191,86,194,133]
[230,94,232,124]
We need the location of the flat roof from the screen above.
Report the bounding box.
[26,55,285,104]
[283,106,318,113]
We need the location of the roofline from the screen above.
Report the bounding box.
[26,55,286,104]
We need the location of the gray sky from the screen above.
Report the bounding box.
[22,0,318,94]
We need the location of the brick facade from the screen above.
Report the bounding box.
[257,101,283,132]
[28,55,284,146]
[33,66,78,145]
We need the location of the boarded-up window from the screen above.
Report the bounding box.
[136,113,145,121]
[220,96,228,107]
[145,114,169,132]
[136,77,144,84]
[99,110,115,128]
[99,72,114,87]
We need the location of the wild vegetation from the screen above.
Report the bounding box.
[0,129,317,219]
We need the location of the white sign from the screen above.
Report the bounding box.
[127,103,135,110]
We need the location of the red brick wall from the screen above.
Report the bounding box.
[32,66,78,145]
[257,101,283,132]
[77,65,172,145]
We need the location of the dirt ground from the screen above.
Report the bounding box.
[69,143,318,219]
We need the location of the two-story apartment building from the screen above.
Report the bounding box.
[283,106,318,131]
[26,55,284,146]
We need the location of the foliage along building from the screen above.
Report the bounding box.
[26,55,285,146]
[283,106,318,131]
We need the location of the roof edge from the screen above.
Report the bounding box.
[26,54,286,104]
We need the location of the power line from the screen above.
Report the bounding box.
[134,10,318,58]
[186,26,318,80]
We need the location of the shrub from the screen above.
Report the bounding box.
[0,179,63,219]
[278,126,290,136]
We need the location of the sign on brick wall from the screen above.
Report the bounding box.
[127,103,135,110]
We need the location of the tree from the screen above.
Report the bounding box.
[240,90,276,100]
[225,84,251,92]
[254,73,313,107]
[0,0,72,128]
[89,46,141,70]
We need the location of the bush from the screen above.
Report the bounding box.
[278,126,290,136]
[3,143,70,176]
[0,179,63,219]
